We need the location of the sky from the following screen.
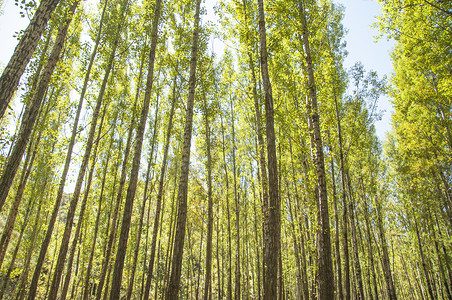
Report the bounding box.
[0,0,394,140]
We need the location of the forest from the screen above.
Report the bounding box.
[0,0,450,298]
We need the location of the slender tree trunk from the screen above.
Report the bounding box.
[162,159,179,297]
[165,0,201,296]
[287,190,304,300]
[203,93,214,300]
[334,93,351,300]
[251,166,262,300]
[329,146,343,300]
[289,138,310,300]
[239,2,266,295]
[220,114,233,300]
[346,175,364,299]
[298,1,334,298]
[376,196,397,300]
[143,71,177,300]
[109,0,163,298]
[230,96,241,300]
[0,0,61,118]
[363,196,379,300]
[123,43,150,300]
[95,55,137,300]
[257,0,280,298]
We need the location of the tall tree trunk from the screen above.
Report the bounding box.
[334,93,351,300]
[0,0,79,214]
[162,159,179,297]
[123,42,152,300]
[165,0,201,297]
[143,71,177,300]
[109,0,163,298]
[239,5,268,295]
[289,138,310,300]
[44,4,124,294]
[251,165,262,300]
[329,146,343,300]
[363,195,379,300]
[257,0,280,298]
[230,96,241,300]
[298,1,334,298]
[376,196,397,300]
[220,114,233,300]
[129,82,163,297]
[0,0,61,118]
[287,189,304,300]
[346,175,364,299]
[202,92,214,300]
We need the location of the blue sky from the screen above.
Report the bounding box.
[0,0,393,140]
[338,0,394,141]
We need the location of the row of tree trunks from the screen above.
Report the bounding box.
[21,2,81,298]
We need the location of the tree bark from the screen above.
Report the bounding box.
[199,91,214,300]
[125,47,154,300]
[329,145,343,300]
[165,0,201,297]
[220,114,233,300]
[230,96,241,300]
[376,196,397,300]
[256,0,280,298]
[298,1,334,298]
[345,174,364,299]
[0,0,61,118]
